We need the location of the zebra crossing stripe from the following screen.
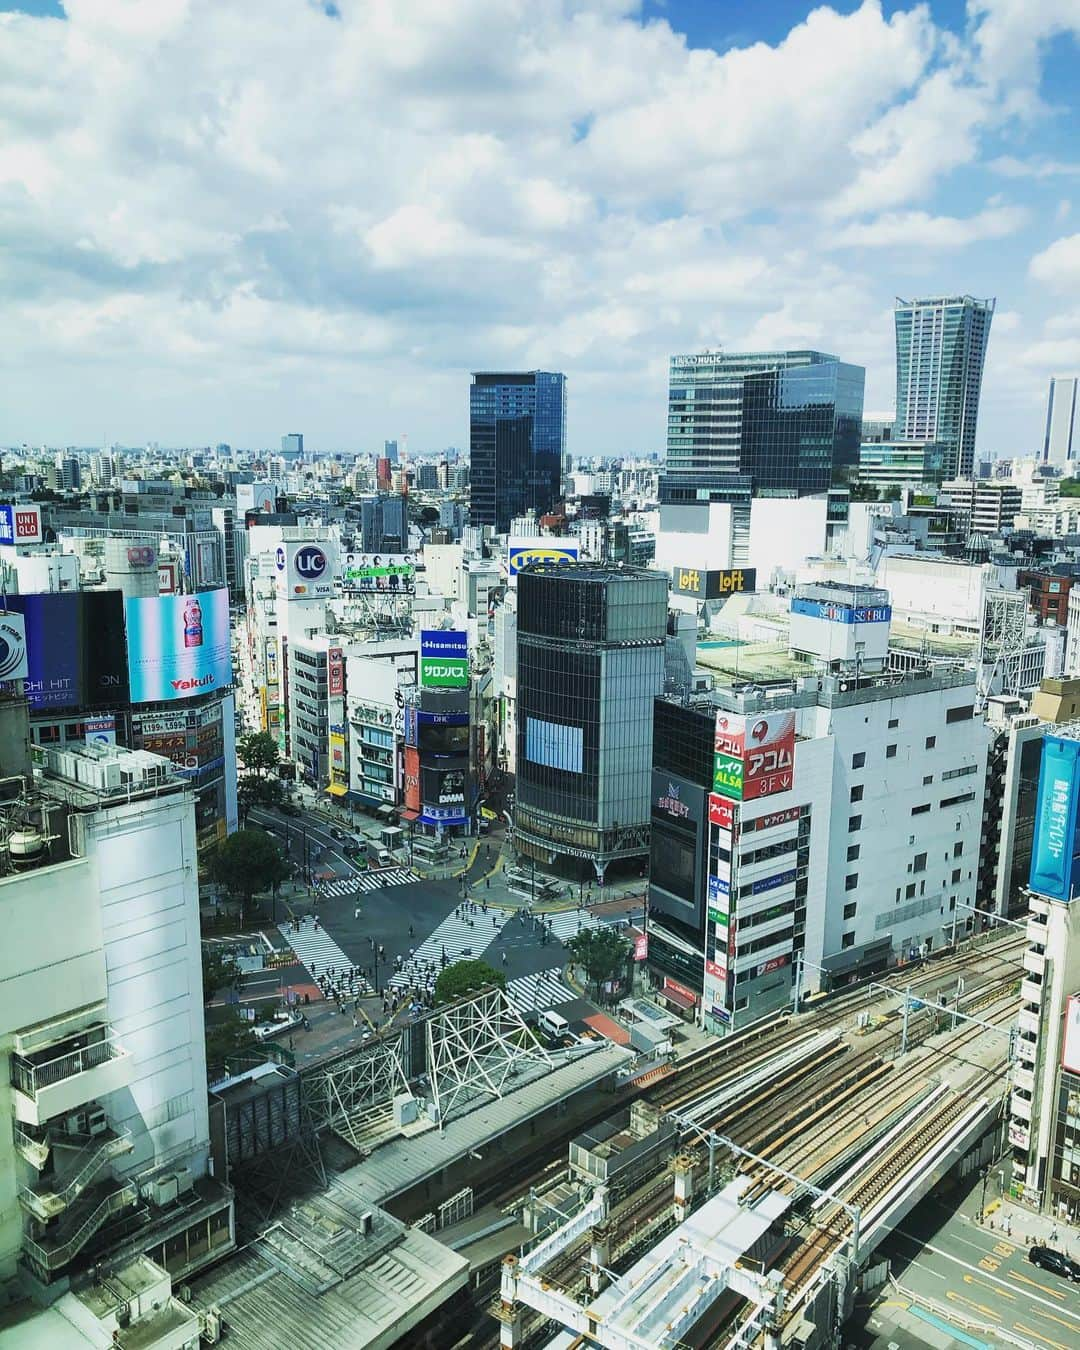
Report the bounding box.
[503,967,575,1014]
[386,905,513,994]
[278,921,373,995]
[318,868,420,899]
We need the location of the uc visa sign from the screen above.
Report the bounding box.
[275,540,336,600]
[1029,734,1080,901]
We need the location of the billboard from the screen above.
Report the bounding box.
[526,717,583,773]
[713,710,795,802]
[507,537,579,585]
[340,553,415,593]
[125,589,231,704]
[236,481,280,515]
[1062,996,1080,1075]
[790,596,891,625]
[328,647,344,697]
[7,593,129,710]
[404,746,420,813]
[1029,735,1080,902]
[672,566,757,599]
[709,795,736,830]
[0,612,28,681]
[420,629,468,688]
[275,540,337,601]
[0,504,43,545]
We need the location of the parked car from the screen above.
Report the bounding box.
[1028,1245,1080,1281]
[253,1010,302,1042]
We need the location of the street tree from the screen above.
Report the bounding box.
[565,927,632,1001]
[201,947,241,1005]
[236,731,284,823]
[206,829,290,925]
[434,958,506,1005]
[204,1010,258,1079]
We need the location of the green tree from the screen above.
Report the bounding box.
[434,958,506,1005]
[565,927,632,1002]
[236,731,283,823]
[204,1010,259,1079]
[201,947,241,1005]
[206,829,290,925]
[1061,478,1080,498]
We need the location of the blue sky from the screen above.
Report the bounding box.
[1,1,1078,456]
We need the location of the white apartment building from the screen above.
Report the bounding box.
[650,583,989,1034]
[0,729,232,1295]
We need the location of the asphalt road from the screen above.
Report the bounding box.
[869,1187,1080,1350]
[249,803,355,879]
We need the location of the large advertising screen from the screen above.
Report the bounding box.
[1029,734,1080,902]
[526,717,583,773]
[420,629,468,688]
[713,710,795,801]
[125,589,231,704]
[7,593,129,710]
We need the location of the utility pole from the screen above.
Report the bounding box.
[901,983,912,1055]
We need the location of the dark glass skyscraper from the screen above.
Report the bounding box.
[894,295,995,479]
[469,371,566,532]
[665,349,865,493]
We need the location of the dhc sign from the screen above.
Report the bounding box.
[1029,735,1080,902]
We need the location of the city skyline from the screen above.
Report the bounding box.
[0,1,1078,456]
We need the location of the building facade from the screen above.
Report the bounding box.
[1043,376,1078,467]
[894,295,995,479]
[514,564,667,878]
[469,371,566,533]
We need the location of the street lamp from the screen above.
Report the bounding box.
[978,1166,989,1222]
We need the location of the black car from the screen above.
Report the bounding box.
[1028,1245,1080,1281]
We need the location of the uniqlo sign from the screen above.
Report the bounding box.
[0,505,42,544]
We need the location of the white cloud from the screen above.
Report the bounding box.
[0,0,1074,451]
[1030,233,1080,286]
[990,156,1080,179]
[831,205,1028,249]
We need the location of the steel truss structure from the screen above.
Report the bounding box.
[426,986,552,1123]
[976,587,1029,701]
[301,1032,412,1150]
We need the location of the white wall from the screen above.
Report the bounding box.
[874,554,989,627]
[654,502,733,574]
[748,498,829,581]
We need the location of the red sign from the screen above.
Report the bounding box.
[633,934,648,962]
[743,711,796,802]
[127,546,156,568]
[328,647,344,697]
[663,976,698,1004]
[756,954,790,978]
[709,794,735,829]
[14,507,42,541]
[754,804,801,831]
[403,746,420,813]
[705,958,727,980]
[714,714,745,758]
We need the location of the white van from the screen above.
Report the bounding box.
[539,1010,570,1040]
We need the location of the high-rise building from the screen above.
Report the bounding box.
[281,432,304,459]
[514,563,667,878]
[1043,375,1078,467]
[665,350,865,492]
[384,438,399,464]
[470,371,566,533]
[360,492,408,552]
[894,295,995,479]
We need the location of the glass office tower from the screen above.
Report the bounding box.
[894,295,995,479]
[665,350,865,492]
[469,371,566,532]
[1044,376,1078,468]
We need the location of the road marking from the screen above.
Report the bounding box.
[964,1274,1013,1299]
[947,1290,1000,1321]
[1009,1271,1067,1301]
[890,1229,1080,1326]
[978,1257,1001,1272]
[1014,1322,1071,1350]
[994,1242,1016,1257]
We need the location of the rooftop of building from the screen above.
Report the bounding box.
[186,1184,469,1350]
[518,560,664,585]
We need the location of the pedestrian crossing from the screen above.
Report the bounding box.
[386,903,513,998]
[504,967,576,1015]
[534,909,605,942]
[278,919,373,997]
[318,867,420,899]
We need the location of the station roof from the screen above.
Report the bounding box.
[339,1041,632,1206]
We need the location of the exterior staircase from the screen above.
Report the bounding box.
[22,1178,138,1278]
[20,1130,133,1222]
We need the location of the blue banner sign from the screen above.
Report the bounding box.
[1029,735,1080,901]
[790,598,891,624]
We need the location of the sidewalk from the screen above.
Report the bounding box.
[977,1192,1080,1258]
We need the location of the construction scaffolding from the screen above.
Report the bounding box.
[426,985,553,1124]
[301,1032,412,1151]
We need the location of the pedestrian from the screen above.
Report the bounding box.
[354,907,361,920]
[486,878,490,891]
[492,915,498,928]
[501,951,507,966]
[352,1015,358,1029]
[409,924,415,938]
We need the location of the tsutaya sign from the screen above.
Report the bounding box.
[713,710,795,801]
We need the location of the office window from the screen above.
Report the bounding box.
[845,873,858,891]
[906,882,916,899]
[951,868,962,884]
[925,735,936,749]
[946,705,974,723]
[848,815,862,832]
[953,841,963,857]
[852,752,866,769]
[912,803,930,816]
[888,718,899,729]
[941,791,976,808]
[850,785,864,803]
[913,852,927,872]
[841,932,855,948]
[886,744,897,759]
[923,774,933,785]
[847,844,860,862]
[843,902,857,920]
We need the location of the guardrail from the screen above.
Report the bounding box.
[23,1182,138,1272]
[11,1033,125,1098]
